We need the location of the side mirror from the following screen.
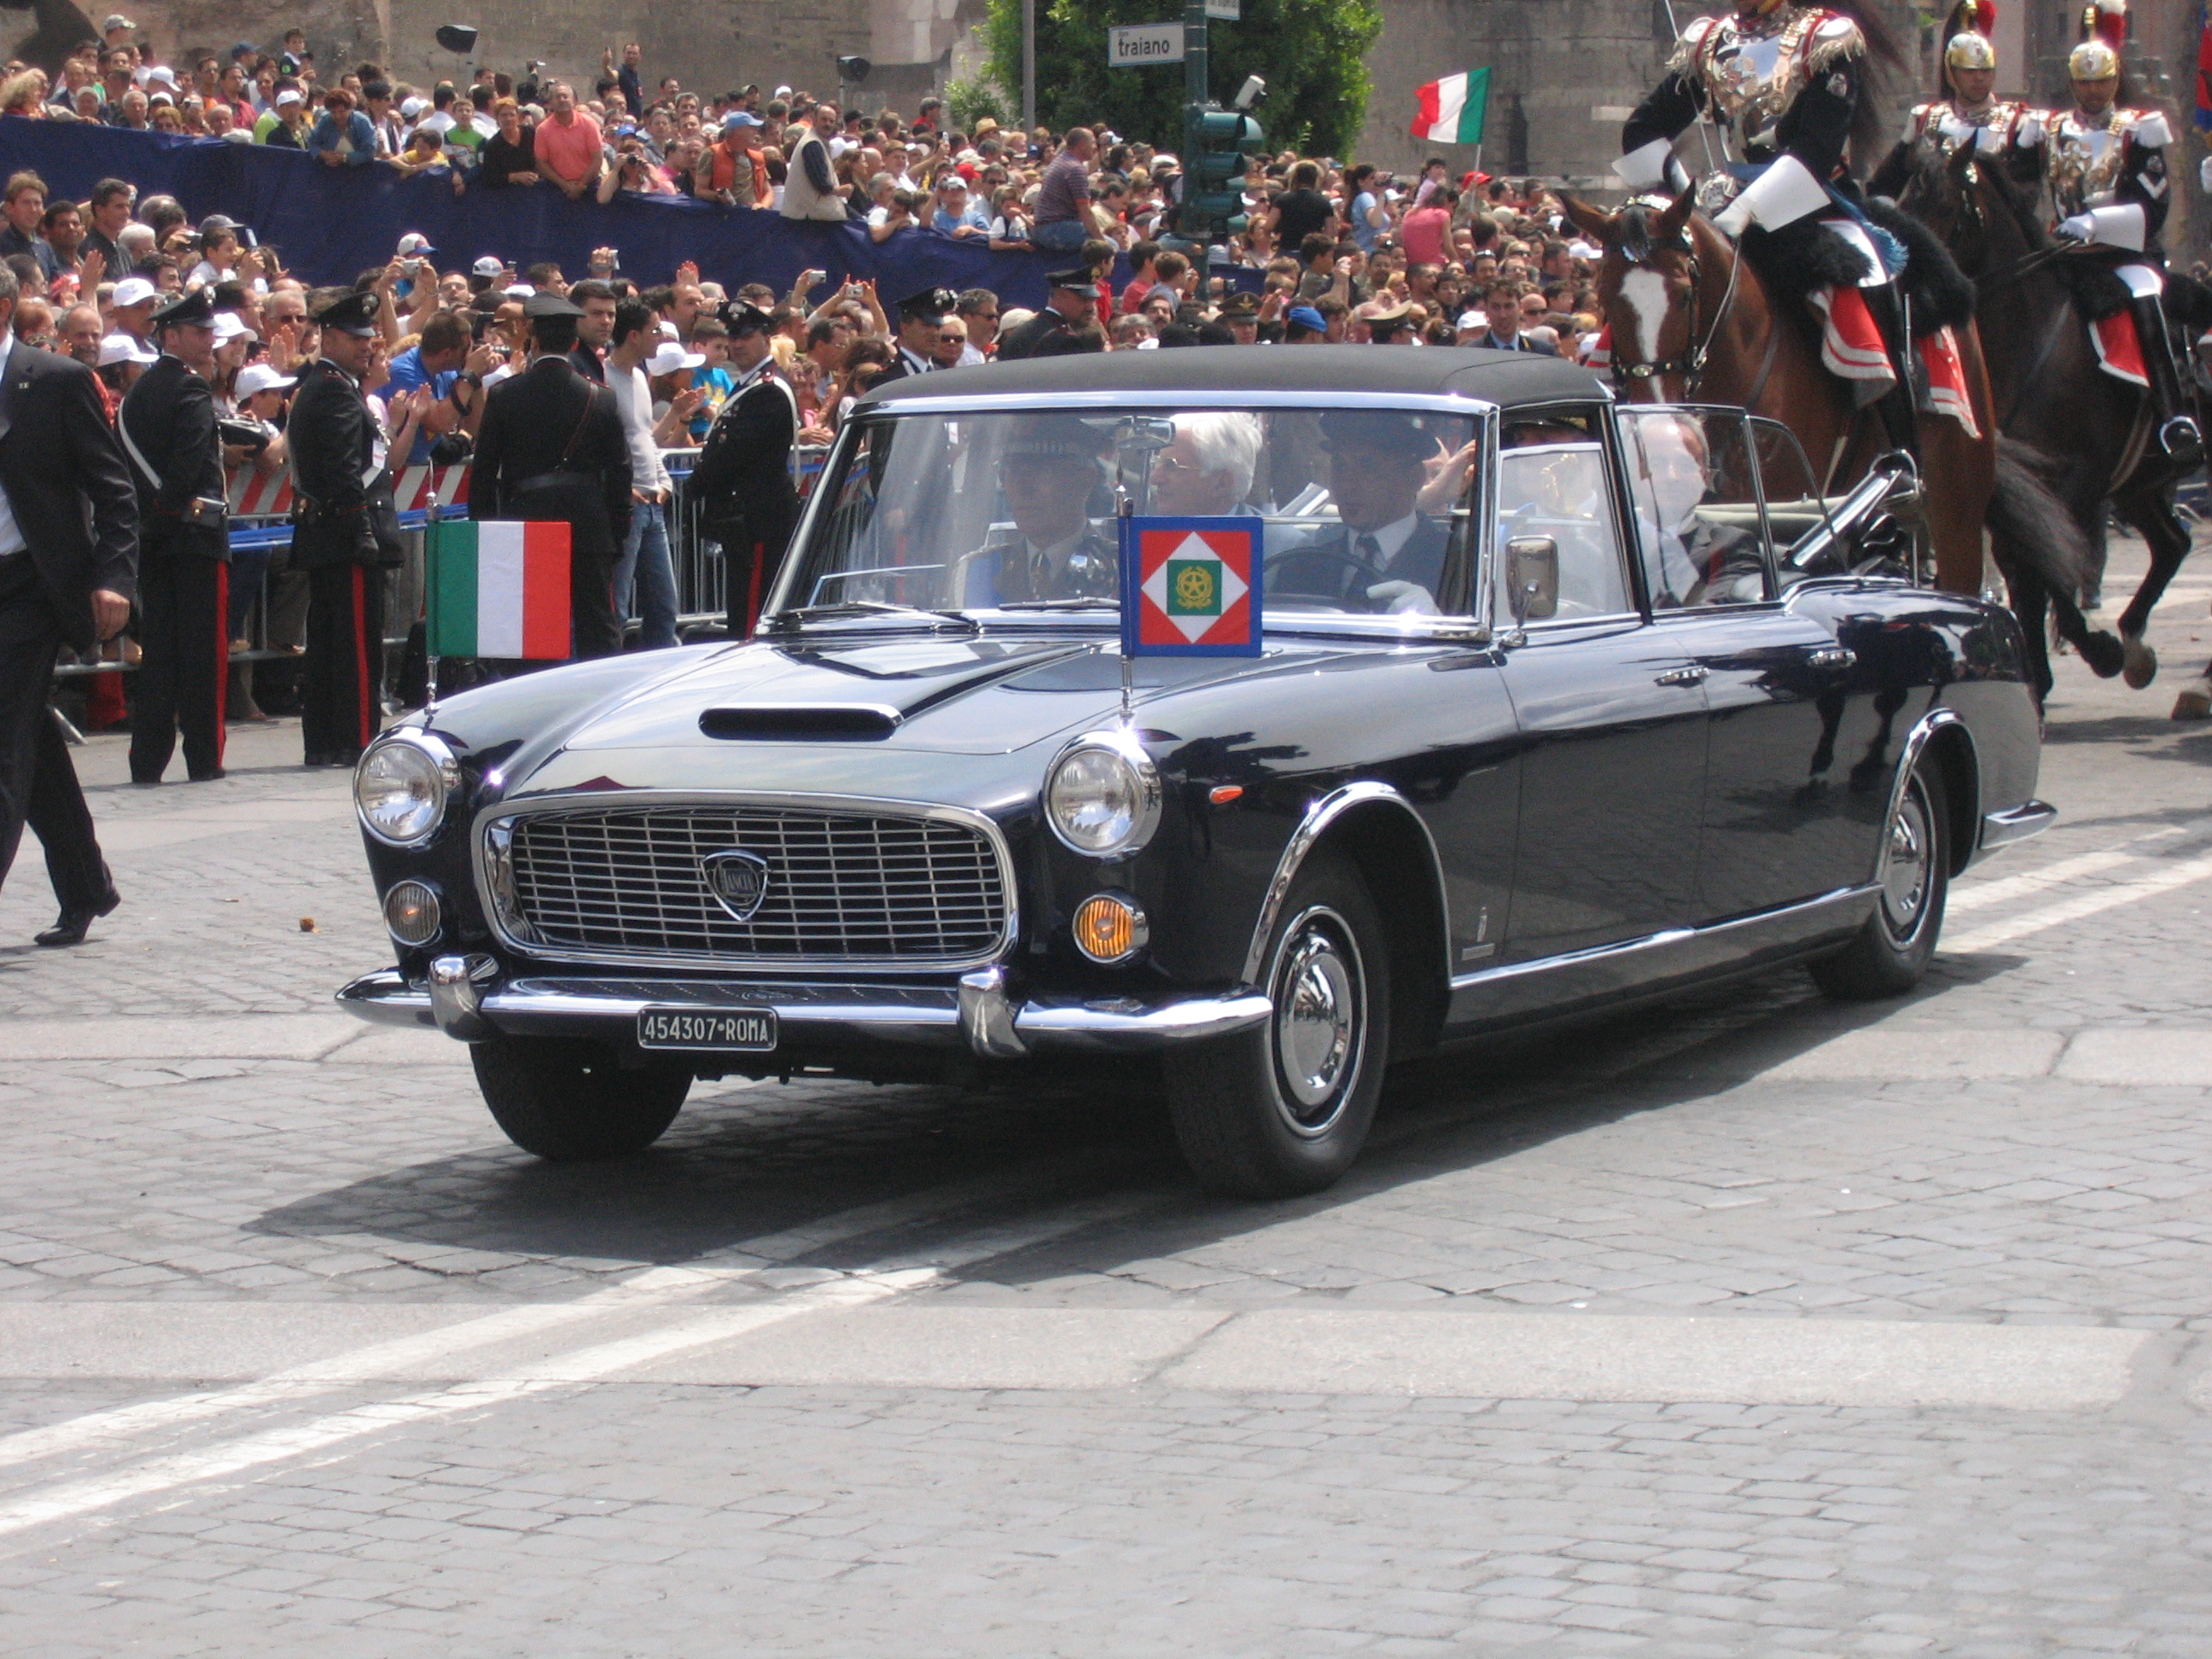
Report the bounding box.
[1505,536,1558,622]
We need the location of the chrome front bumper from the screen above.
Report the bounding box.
[335,958,1270,1059]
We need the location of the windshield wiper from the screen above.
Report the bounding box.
[775,602,977,631]
[993,597,1121,612]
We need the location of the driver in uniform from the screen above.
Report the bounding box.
[1269,412,1452,614]
[960,416,1118,606]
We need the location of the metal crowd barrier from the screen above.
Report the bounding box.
[55,440,835,684]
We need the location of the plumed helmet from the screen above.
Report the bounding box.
[1945,31,1995,71]
[2069,0,2125,77]
[2068,38,2121,79]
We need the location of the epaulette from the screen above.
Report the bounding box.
[1667,14,1719,76]
[1806,13,1866,73]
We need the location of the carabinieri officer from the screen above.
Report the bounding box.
[288,288,402,767]
[470,291,632,660]
[119,287,230,783]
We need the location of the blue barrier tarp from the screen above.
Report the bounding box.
[0,118,1138,308]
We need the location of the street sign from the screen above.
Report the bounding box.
[1204,0,1240,18]
[1108,22,1185,67]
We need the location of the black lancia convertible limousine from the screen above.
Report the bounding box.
[338,347,2051,1197]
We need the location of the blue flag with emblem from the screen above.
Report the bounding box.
[1119,515,1266,658]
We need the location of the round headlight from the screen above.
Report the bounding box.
[1045,733,1161,857]
[355,736,456,847]
[382,879,443,946]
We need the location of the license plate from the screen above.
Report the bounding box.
[636,1007,778,1051]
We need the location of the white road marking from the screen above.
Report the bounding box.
[1949,826,2188,913]
[1944,852,2212,955]
[0,1185,1168,1541]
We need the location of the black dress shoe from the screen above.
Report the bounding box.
[35,882,121,947]
[302,751,333,768]
[187,767,225,783]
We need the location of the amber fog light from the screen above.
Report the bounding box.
[1073,892,1148,964]
[383,879,443,946]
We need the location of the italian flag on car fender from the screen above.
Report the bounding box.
[426,519,572,658]
[1119,515,1263,658]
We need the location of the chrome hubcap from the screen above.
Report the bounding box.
[1271,908,1363,1134]
[1880,780,1932,939]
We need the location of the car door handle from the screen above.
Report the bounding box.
[1808,647,1857,671]
[1655,665,1708,687]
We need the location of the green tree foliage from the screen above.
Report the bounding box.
[981,0,1381,157]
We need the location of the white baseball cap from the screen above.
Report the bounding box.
[399,96,427,119]
[274,87,303,108]
[111,276,159,308]
[471,255,505,277]
[646,341,704,375]
[97,333,155,366]
[235,362,296,398]
[503,282,535,298]
[212,312,256,345]
[397,231,434,256]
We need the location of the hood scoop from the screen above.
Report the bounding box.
[699,703,903,742]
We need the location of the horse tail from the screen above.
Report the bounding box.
[1986,437,2125,678]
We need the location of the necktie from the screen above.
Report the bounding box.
[1356,533,1382,570]
[1031,546,1051,595]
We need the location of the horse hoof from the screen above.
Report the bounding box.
[2080,631,2128,679]
[2171,680,2212,720]
[2122,632,2158,690]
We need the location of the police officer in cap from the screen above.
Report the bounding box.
[471,290,632,660]
[687,300,798,634]
[119,287,230,783]
[959,416,1118,605]
[883,287,957,380]
[289,287,404,765]
[997,270,1096,362]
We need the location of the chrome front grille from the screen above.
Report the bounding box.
[496,803,1010,966]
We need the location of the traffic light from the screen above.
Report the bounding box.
[1183,107,1264,242]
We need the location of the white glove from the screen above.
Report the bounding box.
[1365,580,1439,615]
[2202,155,2212,194]
[1974,123,2005,156]
[2058,212,2097,243]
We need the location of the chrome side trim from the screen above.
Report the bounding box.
[1450,882,1880,994]
[1240,782,1451,987]
[1981,800,2057,852]
[1882,707,1971,886]
[469,789,1021,976]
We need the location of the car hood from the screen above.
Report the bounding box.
[556,632,1290,757]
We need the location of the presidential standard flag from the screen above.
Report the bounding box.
[1119,515,1264,658]
[425,519,573,658]
[1412,68,1488,145]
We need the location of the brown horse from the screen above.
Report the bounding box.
[1563,189,2121,703]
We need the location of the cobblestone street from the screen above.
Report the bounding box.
[2,540,2211,1656]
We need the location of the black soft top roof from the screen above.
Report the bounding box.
[860,344,1608,411]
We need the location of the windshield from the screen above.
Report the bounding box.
[776,406,1484,621]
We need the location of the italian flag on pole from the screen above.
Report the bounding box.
[1412,67,1488,144]
[425,519,573,659]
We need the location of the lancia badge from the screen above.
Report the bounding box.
[701,849,771,922]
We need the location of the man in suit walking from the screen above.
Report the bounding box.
[119,288,230,783]
[0,262,138,946]
[471,292,631,660]
[685,301,795,636]
[288,288,403,766]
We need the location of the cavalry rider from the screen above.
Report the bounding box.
[1870,2,2041,192]
[2033,0,2199,471]
[1617,0,1924,455]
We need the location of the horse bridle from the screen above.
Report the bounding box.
[1609,213,1743,399]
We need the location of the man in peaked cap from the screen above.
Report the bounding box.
[686,298,798,633]
[1215,288,1260,346]
[470,288,632,660]
[996,269,1094,362]
[958,415,1117,607]
[1271,410,1455,615]
[119,285,230,783]
[882,285,958,381]
[288,287,403,766]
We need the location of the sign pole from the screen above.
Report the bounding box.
[1118,499,1135,725]
[1185,0,1208,257]
[1022,0,1036,136]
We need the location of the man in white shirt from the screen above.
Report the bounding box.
[603,300,680,648]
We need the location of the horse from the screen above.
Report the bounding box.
[1562,189,2121,707]
[1894,139,2194,704]
[1,0,101,77]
